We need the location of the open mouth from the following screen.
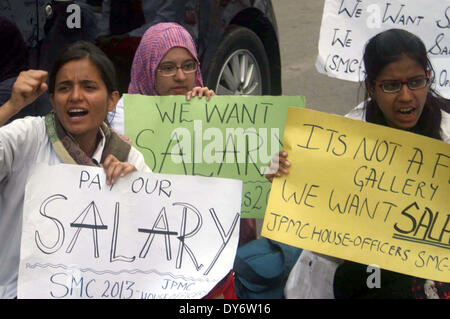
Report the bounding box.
[67,108,89,118]
[397,107,415,115]
[395,106,418,125]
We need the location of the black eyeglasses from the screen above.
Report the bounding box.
[373,76,430,93]
[157,61,198,77]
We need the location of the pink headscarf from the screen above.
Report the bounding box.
[128,22,203,95]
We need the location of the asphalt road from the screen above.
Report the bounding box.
[272,0,364,116]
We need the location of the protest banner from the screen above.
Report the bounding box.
[124,94,305,219]
[317,0,450,98]
[18,164,242,299]
[262,108,450,283]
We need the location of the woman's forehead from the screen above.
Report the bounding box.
[160,47,194,63]
[377,55,425,80]
[56,59,102,83]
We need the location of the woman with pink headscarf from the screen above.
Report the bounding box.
[109,22,214,134]
[110,22,236,299]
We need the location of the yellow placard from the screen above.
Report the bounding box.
[262,108,450,283]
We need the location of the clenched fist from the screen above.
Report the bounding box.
[8,70,48,113]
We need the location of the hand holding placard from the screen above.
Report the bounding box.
[124,95,305,218]
[18,164,243,298]
[262,108,449,283]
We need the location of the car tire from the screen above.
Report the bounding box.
[206,25,271,95]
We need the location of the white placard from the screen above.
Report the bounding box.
[317,0,450,98]
[18,163,242,299]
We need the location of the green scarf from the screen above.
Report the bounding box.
[45,112,131,166]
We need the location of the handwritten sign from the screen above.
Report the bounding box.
[262,108,450,283]
[18,164,242,299]
[124,94,305,219]
[317,0,450,98]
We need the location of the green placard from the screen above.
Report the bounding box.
[124,94,305,218]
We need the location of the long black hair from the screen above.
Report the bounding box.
[363,29,448,140]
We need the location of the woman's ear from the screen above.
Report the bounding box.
[107,91,120,112]
[365,79,375,98]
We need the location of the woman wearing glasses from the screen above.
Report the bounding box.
[345,28,449,140]
[269,29,449,298]
[109,22,238,299]
[109,22,214,135]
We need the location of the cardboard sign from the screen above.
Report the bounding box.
[18,164,242,299]
[262,108,450,283]
[317,0,450,98]
[124,94,305,218]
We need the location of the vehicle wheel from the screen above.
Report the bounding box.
[206,25,271,95]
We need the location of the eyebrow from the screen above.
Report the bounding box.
[379,74,427,82]
[55,79,98,87]
[159,59,195,65]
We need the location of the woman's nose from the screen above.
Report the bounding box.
[69,85,82,101]
[173,67,187,81]
[397,83,414,101]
